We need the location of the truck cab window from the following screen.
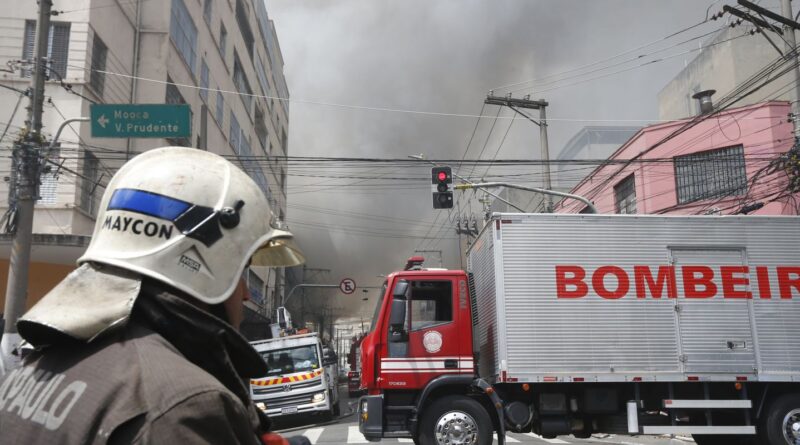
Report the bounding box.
[410,281,452,330]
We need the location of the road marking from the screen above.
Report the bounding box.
[524,432,569,443]
[496,433,520,442]
[397,439,414,443]
[347,426,368,443]
[302,427,323,444]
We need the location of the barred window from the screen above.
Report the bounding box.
[169,0,197,75]
[22,21,70,79]
[674,145,747,204]
[165,79,191,147]
[614,174,637,214]
[38,148,60,205]
[90,34,107,96]
[80,150,101,216]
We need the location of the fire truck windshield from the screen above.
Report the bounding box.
[369,282,388,331]
[260,345,320,376]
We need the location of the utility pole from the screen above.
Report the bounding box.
[732,0,800,140]
[484,94,553,212]
[1,0,52,374]
[780,0,800,141]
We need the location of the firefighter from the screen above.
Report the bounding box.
[0,147,308,444]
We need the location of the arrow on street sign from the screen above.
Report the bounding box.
[97,114,109,128]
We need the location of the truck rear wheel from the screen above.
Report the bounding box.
[418,396,493,445]
[760,393,800,445]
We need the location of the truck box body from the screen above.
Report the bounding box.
[468,213,800,384]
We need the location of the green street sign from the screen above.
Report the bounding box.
[90,104,191,138]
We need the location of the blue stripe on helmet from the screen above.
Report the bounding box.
[108,188,192,221]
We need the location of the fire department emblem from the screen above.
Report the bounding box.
[423,331,443,353]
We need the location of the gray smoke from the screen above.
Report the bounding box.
[268,0,726,322]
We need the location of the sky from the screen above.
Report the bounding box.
[266,0,744,322]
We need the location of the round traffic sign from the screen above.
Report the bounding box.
[339,278,356,294]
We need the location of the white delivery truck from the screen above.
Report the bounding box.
[251,332,340,420]
[359,214,800,445]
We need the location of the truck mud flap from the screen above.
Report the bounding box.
[472,378,507,445]
[358,395,383,442]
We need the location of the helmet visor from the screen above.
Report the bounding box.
[251,236,305,267]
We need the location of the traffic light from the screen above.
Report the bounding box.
[431,166,453,209]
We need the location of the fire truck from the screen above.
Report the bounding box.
[250,309,340,420]
[358,214,800,445]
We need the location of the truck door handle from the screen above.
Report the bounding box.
[444,359,458,369]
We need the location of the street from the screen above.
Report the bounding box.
[273,385,695,445]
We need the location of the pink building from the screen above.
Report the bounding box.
[556,101,798,216]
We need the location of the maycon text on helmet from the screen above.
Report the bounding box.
[101,215,173,240]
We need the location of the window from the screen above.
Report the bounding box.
[215,87,224,124]
[410,281,453,330]
[200,59,209,102]
[230,113,241,153]
[674,145,747,204]
[235,0,255,59]
[165,78,191,147]
[38,148,60,205]
[22,20,71,79]
[80,150,101,216]
[233,52,253,112]
[247,268,264,306]
[203,0,212,24]
[255,53,270,97]
[219,24,227,61]
[614,174,637,214]
[169,0,197,75]
[254,104,268,151]
[260,345,319,377]
[90,34,107,96]
[280,128,287,154]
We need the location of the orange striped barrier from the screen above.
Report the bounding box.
[250,368,323,387]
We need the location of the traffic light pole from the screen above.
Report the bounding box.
[409,154,525,212]
[454,182,598,214]
[1,0,52,374]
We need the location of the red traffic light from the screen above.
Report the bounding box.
[437,171,447,182]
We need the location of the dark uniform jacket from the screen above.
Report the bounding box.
[0,285,270,444]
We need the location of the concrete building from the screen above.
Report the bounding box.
[555,101,798,216]
[658,25,790,120]
[0,0,292,328]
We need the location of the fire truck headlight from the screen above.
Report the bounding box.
[312,392,326,403]
[256,402,267,411]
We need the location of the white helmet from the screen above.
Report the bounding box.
[75,147,304,304]
[19,147,304,343]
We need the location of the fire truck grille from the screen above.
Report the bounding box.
[252,379,320,396]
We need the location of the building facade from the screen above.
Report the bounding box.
[555,101,798,216]
[0,0,291,326]
[658,25,790,120]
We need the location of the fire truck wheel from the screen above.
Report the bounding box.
[760,392,800,445]
[332,400,340,417]
[418,396,493,445]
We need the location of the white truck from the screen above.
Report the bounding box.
[358,214,800,445]
[251,332,340,420]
